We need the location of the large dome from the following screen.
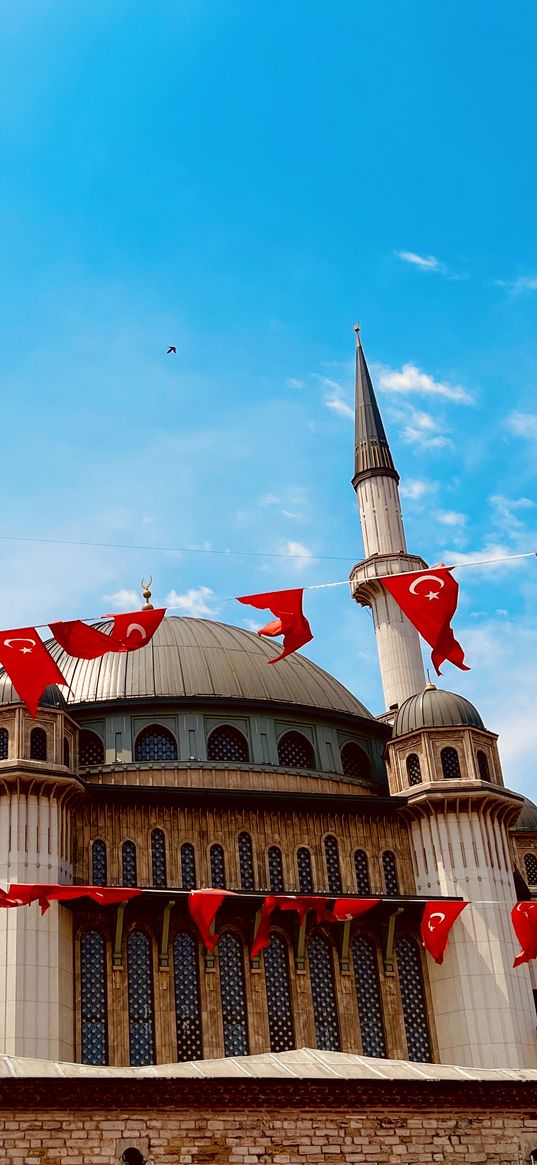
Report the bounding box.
[33,616,374,719]
[393,683,485,736]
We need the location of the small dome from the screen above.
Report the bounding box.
[393,684,485,737]
[0,678,67,711]
[514,797,537,832]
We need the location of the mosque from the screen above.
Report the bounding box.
[0,333,536,1163]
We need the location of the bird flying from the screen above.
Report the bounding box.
[167,345,176,355]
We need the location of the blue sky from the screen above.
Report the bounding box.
[1,2,537,794]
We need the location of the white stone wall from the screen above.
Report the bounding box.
[356,476,407,558]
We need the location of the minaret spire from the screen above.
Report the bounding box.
[353,324,398,485]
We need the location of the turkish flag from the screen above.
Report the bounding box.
[381,566,469,675]
[188,889,237,950]
[251,895,379,958]
[0,884,142,915]
[50,608,165,661]
[327,897,381,922]
[421,900,468,964]
[512,901,537,967]
[0,627,69,717]
[237,589,313,663]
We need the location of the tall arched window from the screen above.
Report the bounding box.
[441,746,461,779]
[524,852,537,886]
[354,849,370,894]
[406,753,422,786]
[341,741,370,780]
[30,727,47,761]
[382,850,399,895]
[63,737,70,768]
[268,846,284,892]
[307,934,340,1051]
[173,932,203,1062]
[264,933,294,1052]
[122,841,137,887]
[238,832,255,890]
[181,842,196,890]
[395,936,431,1062]
[0,727,8,760]
[210,843,226,888]
[80,929,107,1065]
[135,725,177,762]
[477,750,491,782]
[207,725,249,763]
[151,829,167,888]
[218,932,248,1056]
[351,935,386,1058]
[91,840,107,887]
[324,835,342,893]
[297,847,314,893]
[79,730,105,767]
[277,731,315,770]
[127,931,155,1066]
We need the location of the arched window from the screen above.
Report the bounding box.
[307,934,340,1051]
[30,727,47,761]
[341,741,370,780]
[151,829,166,888]
[264,933,294,1052]
[382,850,399,895]
[406,753,422,786]
[80,929,107,1065]
[181,842,196,890]
[135,725,177,763]
[395,936,432,1062]
[324,835,342,893]
[127,931,155,1066]
[218,932,248,1056]
[91,840,107,887]
[524,852,537,886]
[277,731,315,770]
[268,846,284,892]
[351,935,386,1058]
[354,849,370,894]
[297,847,314,893]
[172,931,203,1062]
[63,737,70,768]
[0,727,8,760]
[122,841,137,887]
[79,730,105,767]
[477,750,491,782]
[207,725,249,763]
[441,746,461,780]
[210,843,226,889]
[238,832,255,890]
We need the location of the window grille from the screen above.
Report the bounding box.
[382,850,399,895]
[351,935,386,1058]
[324,835,342,893]
[91,840,107,887]
[238,832,255,890]
[477,750,491,781]
[151,829,167,888]
[80,929,107,1065]
[341,741,370,780]
[173,932,203,1062]
[307,934,340,1051]
[524,852,537,886]
[297,847,314,893]
[0,727,8,760]
[181,843,197,890]
[268,846,285,892]
[30,727,47,761]
[264,933,294,1052]
[122,841,137,887]
[210,844,226,889]
[127,931,155,1066]
[79,730,104,767]
[441,746,461,780]
[63,737,70,768]
[395,937,432,1062]
[135,725,177,763]
[207,725,249,763]
[354,849,370,894]
[218,932,249,1056]
[277,731,315,770]
[406,753,422,786]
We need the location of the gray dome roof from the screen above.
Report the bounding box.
[515,797,537,832]
[41,616,373,719]
[393,684,485,736]
[0,681,67,711]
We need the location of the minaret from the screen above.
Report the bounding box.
[349,327,426,712]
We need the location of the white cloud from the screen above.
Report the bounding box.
[400,479,437,500]
[400,409,452,449]
[166,586,217,616]
[497,275,537,293]
[397,251,440,270]
[259,493,280,507]
[506,411,537,440]
[377,362,473,405]
[278,540,317,571]
[436,510,467,527]
[490,494,535,535]
[102,588,141,611]
[441,542,523,572]
[324,392,354,420]
[286,377,304,389]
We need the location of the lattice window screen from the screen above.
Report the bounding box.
[477,750,491,781]
[151,829,167,888]
[395,936,432,1063]
[181,843,197,890]
[173,932,203,1062]
[30,728,47,761]
[264,933,294,1052]
[353,849,370,894]
[207,726,249,763]
[406,753,422,786]
[238,832,255,890]
[80,930,107,1065]
[524,852,537,886]
[307,934,340,1051]
[218,932,249,1057]
[210,844,226,889]
[382,850,399,895]
[127,931,155,1066]
[135,726,177,762]
[79,730,104,767]
[341,742,370,780]
[324,835,342,893]
[0,728,7,760]
[277,731,315,769]
[297,847,314,893]
[122,841,137,887]
[91,840,107,887]
[351,936,386,1058]
[441,746,461,779]
[268,846,285,892]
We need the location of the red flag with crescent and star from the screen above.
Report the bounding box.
[236,589,313,663]
[251,895,380,958]
[49,608,165,661]
[188,889,237,950]
[0,627,68,717]
[420,900,468,964]
[380,565,470,674]
[511,901,537,967]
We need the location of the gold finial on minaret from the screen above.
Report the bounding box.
[353,321,361,347]
[141,576,154,610]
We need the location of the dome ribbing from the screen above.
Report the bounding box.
[393,684,484,737]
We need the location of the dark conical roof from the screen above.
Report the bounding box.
[0,679,67,711]
[393,684,485,736]
[352,330,399,485]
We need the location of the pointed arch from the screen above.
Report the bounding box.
[151,828,167,888]
[323,834,342,893]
